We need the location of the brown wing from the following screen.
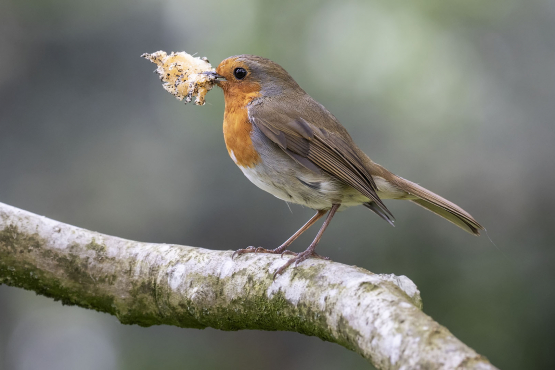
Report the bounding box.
[249,102,393,219]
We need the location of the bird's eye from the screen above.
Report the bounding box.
[233,67,247,80]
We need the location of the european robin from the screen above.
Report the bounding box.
[206,55,483,276]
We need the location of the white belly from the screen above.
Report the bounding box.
[230,144,407,210]
[232,150,368,210]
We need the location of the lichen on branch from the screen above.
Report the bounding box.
[0,202,498,370]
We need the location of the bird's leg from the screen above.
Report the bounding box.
[232,209,327,258]
[274,204,340,277]
[273,209,327,254]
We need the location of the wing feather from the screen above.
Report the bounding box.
[249,105,393,218]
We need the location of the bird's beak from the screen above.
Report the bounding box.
[203,71,226,81]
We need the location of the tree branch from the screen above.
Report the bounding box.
[0,202,497,369]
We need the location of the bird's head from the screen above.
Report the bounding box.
[208,55,302,99]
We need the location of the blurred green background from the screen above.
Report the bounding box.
[1,0,554,369]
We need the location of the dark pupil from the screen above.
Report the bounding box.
[234,68,247,80]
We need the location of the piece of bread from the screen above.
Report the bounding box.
[142,51,217,106]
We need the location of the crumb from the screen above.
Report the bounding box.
[142,51,217,106]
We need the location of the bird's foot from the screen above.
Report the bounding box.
[232,246,290,259]
[273,249,330,278]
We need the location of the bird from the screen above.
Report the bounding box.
[206,55,483,277]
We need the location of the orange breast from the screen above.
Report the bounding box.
[222,91,261,168]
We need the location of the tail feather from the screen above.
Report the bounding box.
[409,199,482,235]
[392,176,484,235]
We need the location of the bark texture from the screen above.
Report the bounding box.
[0,202,497,369]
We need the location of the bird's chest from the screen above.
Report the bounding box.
[222,96,261,168]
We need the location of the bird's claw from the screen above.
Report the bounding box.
[232,246,286,259]
[280,250,297,258]
[232,246,257,259]
[233,245,330,278]
[311,252,330,260]
[273,250,331,279]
